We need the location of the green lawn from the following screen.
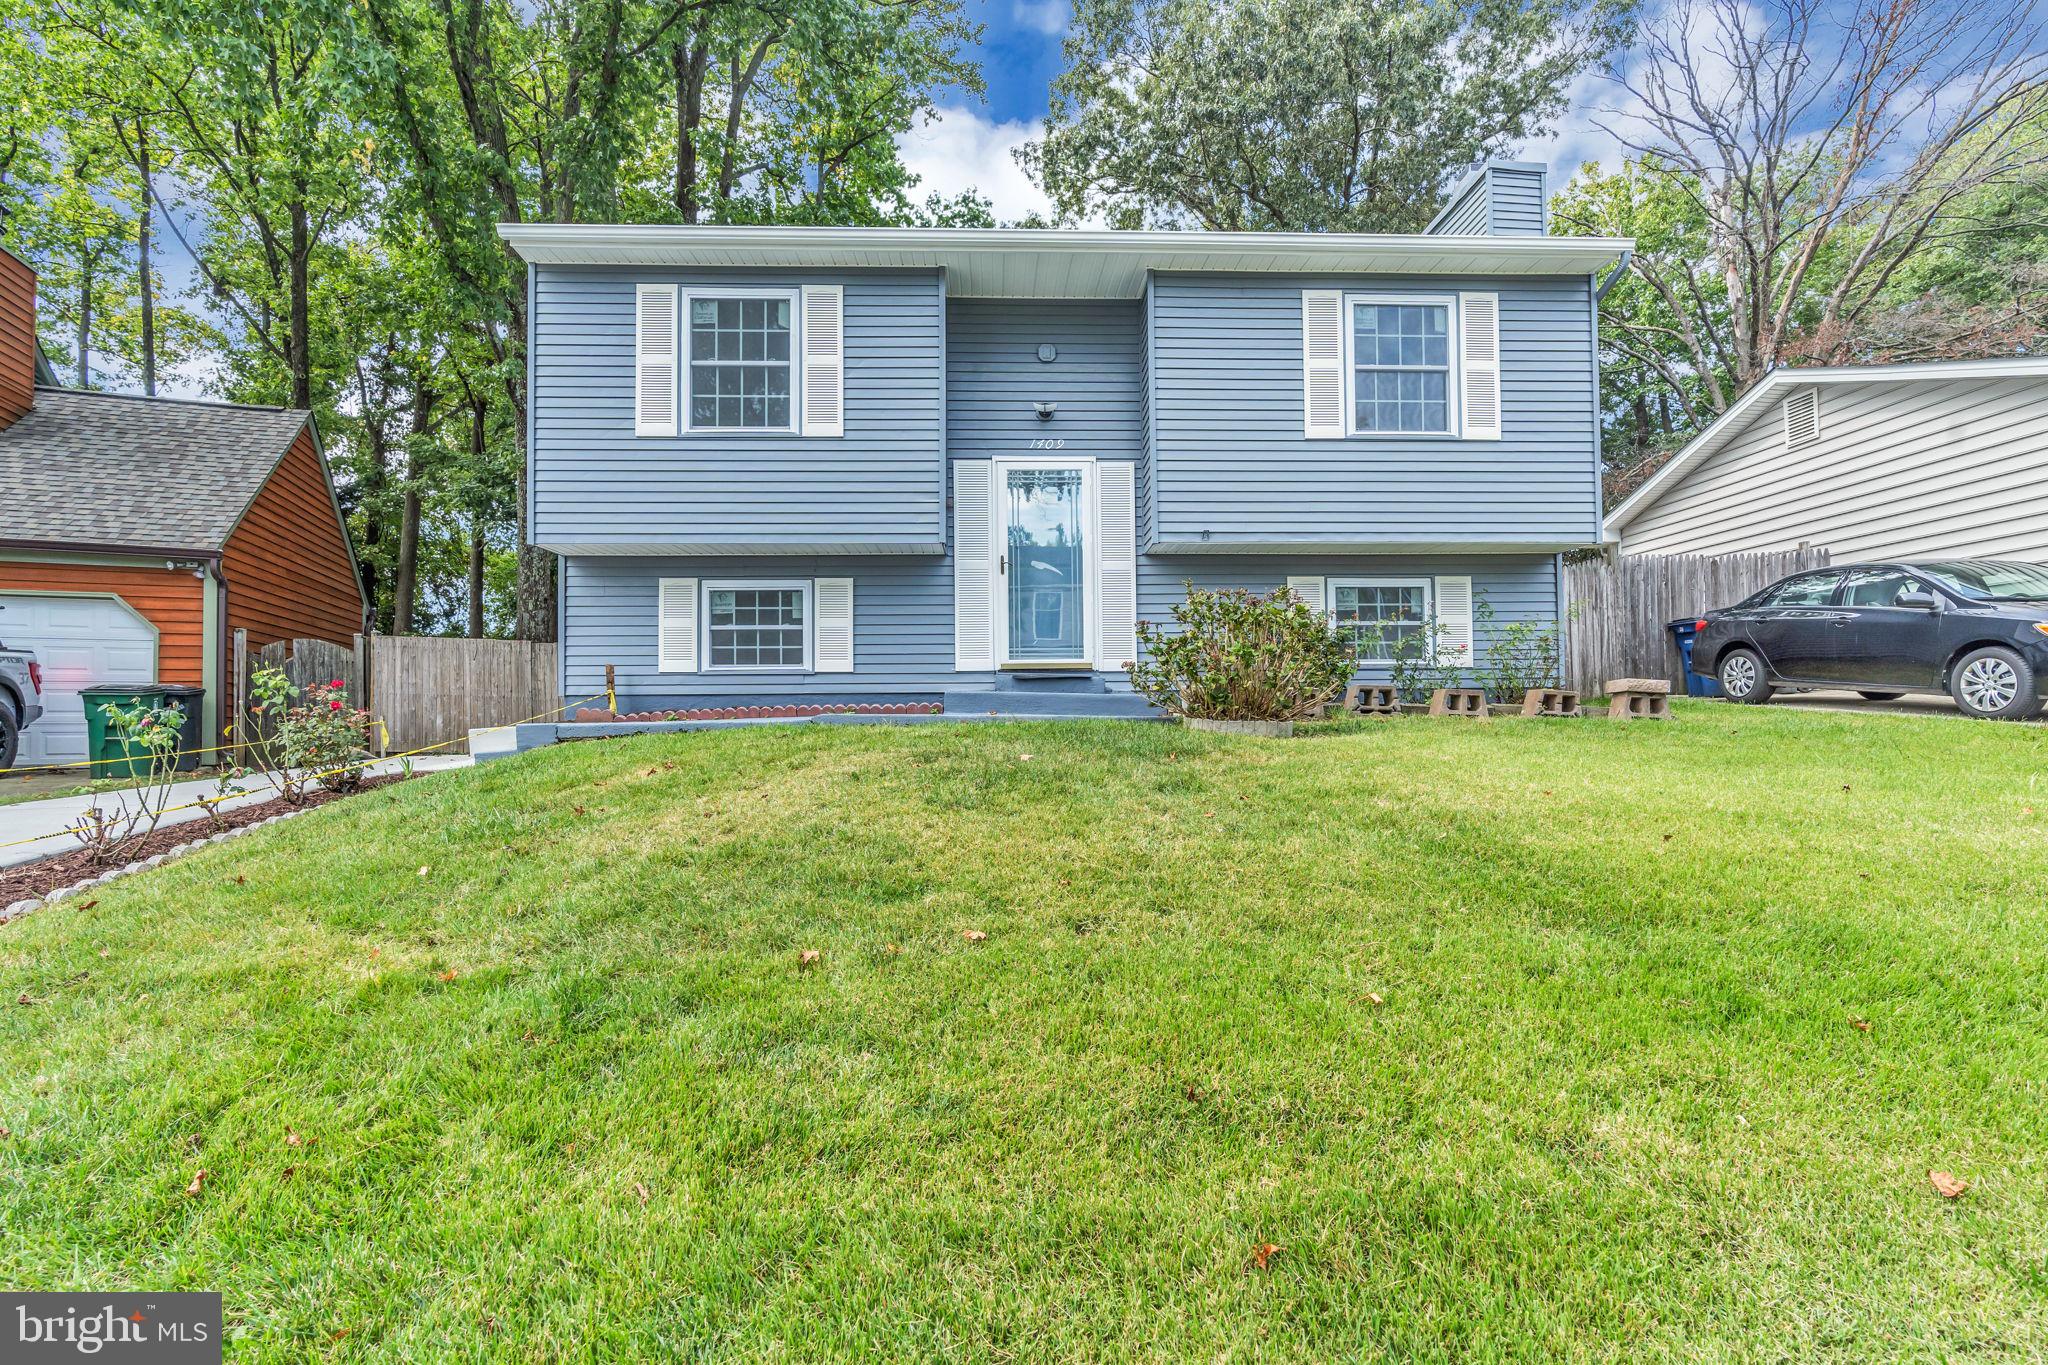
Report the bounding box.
[3,706,2046,1361]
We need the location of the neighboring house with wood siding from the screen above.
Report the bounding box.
[501,160,1629,712]
[1607,358,2048,562]
[0,246,366,766]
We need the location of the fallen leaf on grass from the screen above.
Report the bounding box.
[438,970,458,982]
[961,929,988,943]
[1366,992,1385,1007]
[0,1127,11,1139]
[78,899,98,910]
[185,1169,208,1197]
[798,949,822,969]
[1930,1171,1970,1199]
[1017,753,1033,762]
[884,943,903,956]
[1252,1243,1282,1270]
[417,866,430,878]
[286,1129,304,1148]
[634,1182,651,1206]
[573,805,586,816]
[1849,1017,1873,1033]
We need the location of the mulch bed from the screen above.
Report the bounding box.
[0,775,408,906]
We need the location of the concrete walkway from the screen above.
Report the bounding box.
[0,755,472,869]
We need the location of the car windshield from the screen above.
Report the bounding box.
[1920,560,2048,601]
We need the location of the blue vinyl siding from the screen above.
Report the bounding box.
[530,266,945,551]
[1148,272,1599,548]
[562,550,1559,704]
[945,297,1143,462]
[563,554,973,706]
[1140,553,1562,683]
[1428,162,1548,236]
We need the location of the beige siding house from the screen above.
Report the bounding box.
[1607,358,2048,561]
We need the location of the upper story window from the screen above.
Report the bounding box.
[688,291,796,431]
[1350,298,1452,434]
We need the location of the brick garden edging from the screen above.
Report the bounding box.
[575,702,945,723]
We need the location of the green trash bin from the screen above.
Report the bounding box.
[80,683,207,776]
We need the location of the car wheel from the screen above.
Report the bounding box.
[0,696,16,771]
[1719,648,1774,704]
[1856,691,1906,702]
[1949,646,2042,720]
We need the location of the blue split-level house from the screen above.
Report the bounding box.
[499,161,1631,716]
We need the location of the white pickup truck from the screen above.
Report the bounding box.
[0,632,44,771]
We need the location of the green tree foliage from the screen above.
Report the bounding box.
[1,0,982,639]
[1023,0,1627,231]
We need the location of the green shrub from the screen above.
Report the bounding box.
[1129,584,1356,721]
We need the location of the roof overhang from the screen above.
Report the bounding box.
[497,225,1633,299]
[1605,356,2048,536]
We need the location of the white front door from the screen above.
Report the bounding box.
[0,593,159,765]
[995,459,1095,667]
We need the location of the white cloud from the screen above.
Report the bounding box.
[1012,0,1070,36]
[898,105,1057,223]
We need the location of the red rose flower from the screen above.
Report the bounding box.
[330,699,343,711]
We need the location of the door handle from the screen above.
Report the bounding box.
[998,554,1007,574]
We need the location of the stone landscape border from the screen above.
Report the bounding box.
[1,808,313,926]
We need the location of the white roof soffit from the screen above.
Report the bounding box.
[496,224,1634,298]
[1605,356,2048,534]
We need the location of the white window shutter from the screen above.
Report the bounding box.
[814,577,854,673]
[1458,293,1501,440]
[635,284,677,437]
[1286,575,1327,616]
[801,284,844,437]
[1095,462,1138,670]
[657,577,698,672]
[1301,290,1345,438]
[1434,575,1474,669]
[953,460,995,670]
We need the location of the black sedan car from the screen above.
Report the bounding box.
[1691,560,2048,720]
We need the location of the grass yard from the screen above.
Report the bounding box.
[2,705,2046,1361]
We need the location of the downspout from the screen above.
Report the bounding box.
[1594,251,1632,304]
[210,559,231,756]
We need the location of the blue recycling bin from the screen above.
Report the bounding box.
[1666,618,1722,697]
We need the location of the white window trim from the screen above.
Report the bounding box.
[990,455,1100,669]
[682,286,802,436]
[1328,576,1434,660]
[700,578,814,673]
[1342,293,1461,439]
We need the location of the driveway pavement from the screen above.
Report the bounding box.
[0,755,472,869]
[1716,688,2042,721]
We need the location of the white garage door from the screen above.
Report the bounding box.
[0,593,159,766]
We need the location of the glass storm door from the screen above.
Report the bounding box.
[1001,463,1089,663]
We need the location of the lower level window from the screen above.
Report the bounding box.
[706,583,808,670]
[1331,579,1431,660]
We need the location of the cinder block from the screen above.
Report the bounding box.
[1520,688,1582,717]
[1345,683,1402,716]
[1607,690,1671,721]
[1427,688,1490,720]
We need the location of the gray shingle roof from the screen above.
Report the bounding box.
[0,386,311,550]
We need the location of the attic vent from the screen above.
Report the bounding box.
[1783,388,1820,449]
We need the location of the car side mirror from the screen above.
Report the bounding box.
[1896,590,1940,611]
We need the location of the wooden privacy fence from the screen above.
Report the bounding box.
[235,631,558,758]
[1564,549,1830,694]
[370,635,558,755]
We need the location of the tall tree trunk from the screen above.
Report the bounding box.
[135,124,156,396]
[467,517,486,638]
[75,262,91,388]
[288,188,312,409]
[673,32,709,222]
[394,481,421,633]
[507,275,556,643]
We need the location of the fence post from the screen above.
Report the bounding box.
[231,628,249,765]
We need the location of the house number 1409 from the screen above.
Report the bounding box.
[1028,438,1066,449]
